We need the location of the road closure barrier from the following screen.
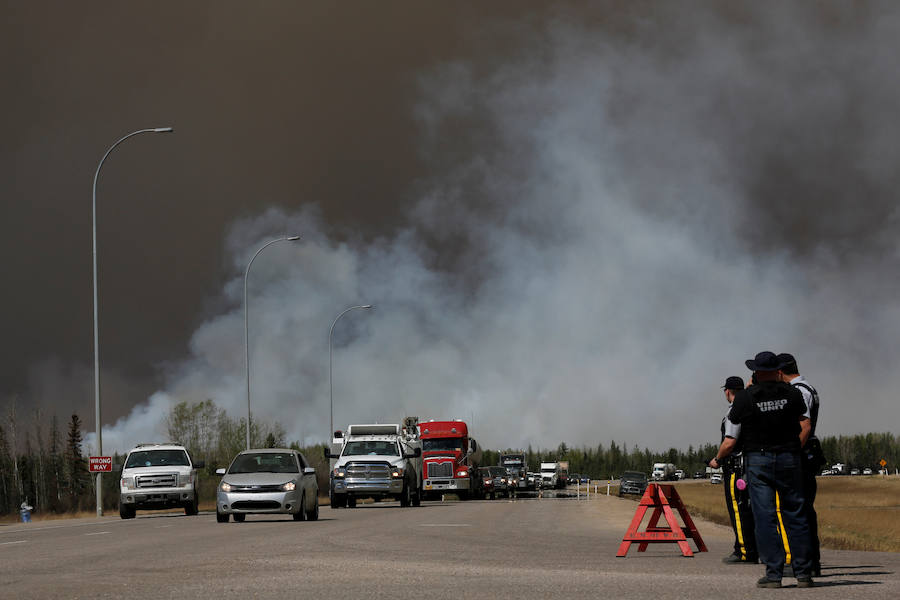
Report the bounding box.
[616,483,707,558]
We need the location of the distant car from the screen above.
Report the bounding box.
[580,475,590,484]
[487,466,510,498]
[216,448,318,522]
[710,473,723,484]
[618,471,648,497]
[850,468,860,476]
[479,467,496,499]
[674,469,685,480]
[693,471,705,479]
[863,468,873,475]
[820,469,833,476]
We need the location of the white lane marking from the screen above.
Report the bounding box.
[0,520,129,536]
[0,540,27,546]
[84,531,110,536]
[155,525,171,529]
[419,524,471,527]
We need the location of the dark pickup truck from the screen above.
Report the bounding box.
[618,471,649,497]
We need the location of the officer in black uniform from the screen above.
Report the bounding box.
[710,375,758,564]
[778,353,823,577]
[728,351,813,589]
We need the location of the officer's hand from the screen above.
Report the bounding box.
[708,457,718,469]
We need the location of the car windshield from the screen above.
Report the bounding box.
[489,467,507,476]
[622,471,647,481]
[541,467,555,473]
[422,438,464,452]
[125,449,190,468]
[228,453,298,474]
[343,441,399,456]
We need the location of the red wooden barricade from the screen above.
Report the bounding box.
[616,483,707,558]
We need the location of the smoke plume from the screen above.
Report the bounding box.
[90,4,900,454]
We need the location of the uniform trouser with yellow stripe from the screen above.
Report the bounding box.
[723,465,758,560]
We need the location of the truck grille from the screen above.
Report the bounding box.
[346,463,391,479]
[427,462,453,478]
[135,473,177,488]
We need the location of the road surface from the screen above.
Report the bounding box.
[1,493,896,599]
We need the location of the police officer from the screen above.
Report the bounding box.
[778,353,823,577]
[710,376,758,564]
[727,351,813,589]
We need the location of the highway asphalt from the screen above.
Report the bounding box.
[1,493,897,599]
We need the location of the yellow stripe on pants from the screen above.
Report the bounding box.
[730,472,747,559]
[775,491,791,565]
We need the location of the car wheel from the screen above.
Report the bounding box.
[233,513,246,522]
[330,494,342,509]
[119,501,135,520]
[399,481,411,507]
[306,494,319,521]
[184,493,199,516]
[216,509,229,523]
[294,493,306,521]
[347,496,357,508]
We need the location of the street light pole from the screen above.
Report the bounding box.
[244,236,301,450]
[92,127,173,518]
[329,305,373,439]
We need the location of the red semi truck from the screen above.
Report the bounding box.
[420,420,483,500]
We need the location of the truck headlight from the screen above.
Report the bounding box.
[281,481,296,491]
[391,468,404,478]
[219,481,232,493]
[456,470,468,477]
[179,472,194,486]
[121,477,134,490]
[333,468,346,479]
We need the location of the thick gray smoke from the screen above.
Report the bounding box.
[91,4,900,454]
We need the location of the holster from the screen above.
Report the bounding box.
[803,437,826,470]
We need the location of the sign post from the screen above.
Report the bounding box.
[89,456,112,473]
[880,458,888,478]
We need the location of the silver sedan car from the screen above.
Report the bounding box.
[216,448,318,522]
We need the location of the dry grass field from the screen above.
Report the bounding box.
[665,475,900,553]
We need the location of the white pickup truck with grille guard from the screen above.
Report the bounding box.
[119,443,203,518]
[327,419,423,508]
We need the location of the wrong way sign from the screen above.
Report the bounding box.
[89,456,112,472]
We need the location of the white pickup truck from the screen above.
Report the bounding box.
[119,443,203,518]
[327,419,423,508]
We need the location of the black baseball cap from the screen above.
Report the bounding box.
[745,351,782,372]
[722,376,744,390]
[777,353,799,373]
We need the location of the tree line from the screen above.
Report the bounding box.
[2,398,898,516]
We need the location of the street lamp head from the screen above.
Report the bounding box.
[153,127,174,133]
[287,235,301,241]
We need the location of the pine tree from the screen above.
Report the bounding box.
[66,414,88,511]
[0,423,10,513]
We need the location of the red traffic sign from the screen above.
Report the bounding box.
[89,456,112,472]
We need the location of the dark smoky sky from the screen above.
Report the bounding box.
[3,1,900,452]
